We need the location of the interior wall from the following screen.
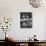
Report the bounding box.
[0,0,46,40]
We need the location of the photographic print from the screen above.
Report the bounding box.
[20,12,32,28]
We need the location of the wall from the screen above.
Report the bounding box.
[0,0,46,40]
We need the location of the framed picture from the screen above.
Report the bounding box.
[20,12,32,28]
